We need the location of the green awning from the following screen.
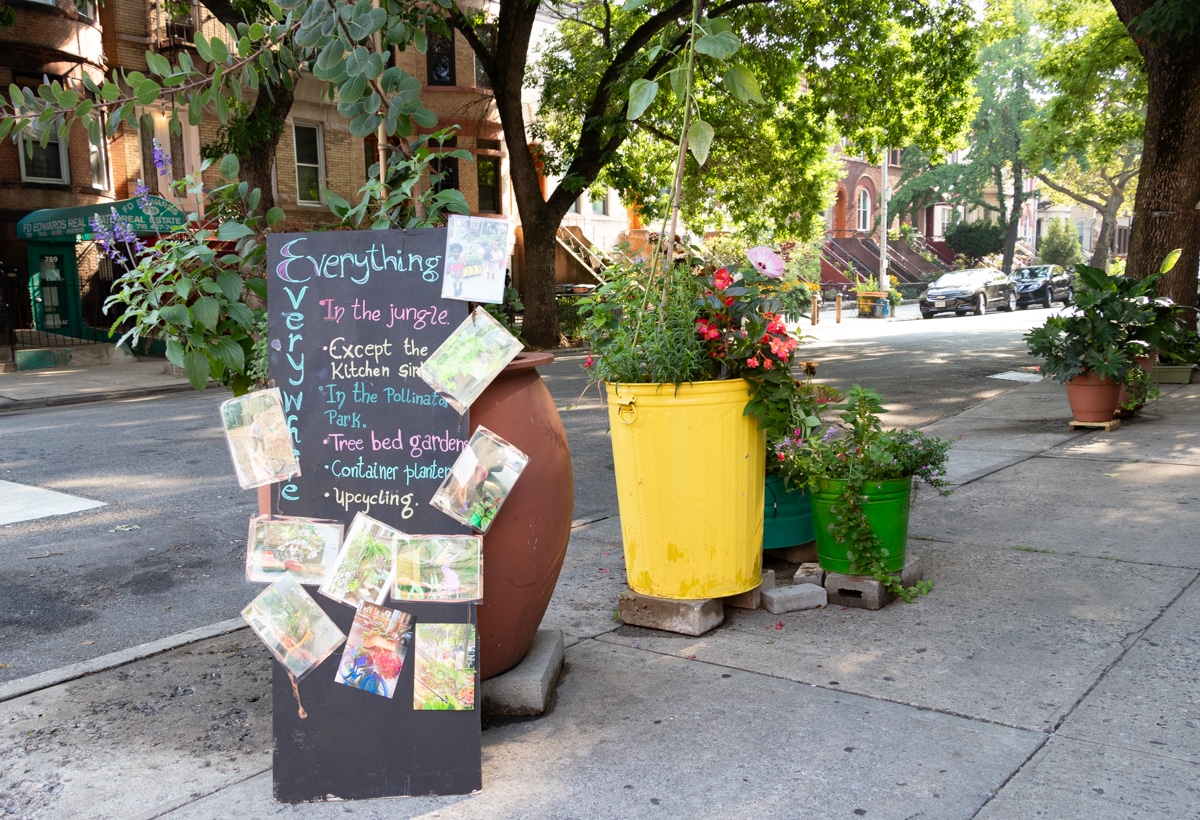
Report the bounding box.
[17,196,186,241]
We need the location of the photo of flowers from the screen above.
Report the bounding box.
[440,215,513,304]
[431,426,529,532]
[393,534,482,602]
[413,623,477,711]
[246,515,343,585]
[417,308,523,414]
[242,574,345,681]
[334,602,413,699]
[219,388,301,489]
[318,513,399,608]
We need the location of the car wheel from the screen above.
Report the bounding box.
[1062,287,1073,306]
[1042,289,1053,309]
[921,311,935,319]
[974,292,986,315]
[1004,291,1017,312]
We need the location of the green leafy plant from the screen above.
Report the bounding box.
[103,155,283,395]
[776,385,951,601]
[1025,252,1182,384]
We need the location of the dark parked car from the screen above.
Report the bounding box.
[919,268,1017,318]
[1012,264,1072,308]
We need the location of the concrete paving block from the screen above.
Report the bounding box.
[793,562,824,587]
[766,541,817,564]
[825,554,924,610]
[618,589,724,635]
[480,629,564,717]
[723,584,761,610]
[760,568,777,591]
[761,582,827,614]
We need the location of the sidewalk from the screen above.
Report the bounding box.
[2,360,1199,818]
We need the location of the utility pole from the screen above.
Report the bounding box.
[879,151,889,291]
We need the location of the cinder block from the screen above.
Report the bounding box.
[825,554,925,610]
[723,584,761,610]
[793,562,824,587]
[480,629,564,716]
[618,589,724,635]
[760,569,777,591]
[767,542,817,564]
[761,583,827,614]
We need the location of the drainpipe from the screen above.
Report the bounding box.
[879,152,889,292]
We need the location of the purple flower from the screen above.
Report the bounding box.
[90,207,148,262]
[151,138,171,176]
[134,179,151,209]
[747,246,784,279]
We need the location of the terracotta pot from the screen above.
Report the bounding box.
[1115,354,1155,417]
[472,352,574,680]
[1065,371,1121,422]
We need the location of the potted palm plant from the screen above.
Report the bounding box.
[776,385,951,602]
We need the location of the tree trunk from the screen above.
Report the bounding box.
[1111,1,1200,326]
[1090,202,1119,270]
[242,82,294,212]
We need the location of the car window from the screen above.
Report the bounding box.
[932,271,977,287]
[1013,266,1048,280]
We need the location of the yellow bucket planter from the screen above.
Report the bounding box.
[606,379,765,600]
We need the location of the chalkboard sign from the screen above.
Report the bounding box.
[265,229,480,803]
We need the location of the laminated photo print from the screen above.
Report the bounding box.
[393,533,483,602]
[318,513,400,609]
[413,622,477,711]
[245,515,344,585]
[242,574,346,682]
[440,215,513,305]
[220,388,301,490]
[333,602,413,699]
[431,426,529,532]
[417,307,523,414]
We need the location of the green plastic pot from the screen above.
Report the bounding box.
[763,474,814,550]
[810,476,912,574]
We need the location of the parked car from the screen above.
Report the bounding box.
[919,268,1017,318]
[1011,264,1073,308]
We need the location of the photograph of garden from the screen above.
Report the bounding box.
[245,515,343,584]
[417,308,523,414]
[241,575,345,681]
[413,623,477,711]
[333,602,413,699]
[319,513,399,608]
[393,534,482,601]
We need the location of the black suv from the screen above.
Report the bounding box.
[919,268,1017,318]
[1012,264,1073,308]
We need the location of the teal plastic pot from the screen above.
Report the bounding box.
[763,474,814,550]
[810,476,912,574]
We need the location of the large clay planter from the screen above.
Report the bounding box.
[1065,370,1121,423]
[607,379,764,600]
[256,352,573,682]
[471,352,574,680]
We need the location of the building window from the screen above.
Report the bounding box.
[293,123,324,205]
[427,29,456,86]
[857,189,871,232]
[20,133,70,184]
[432,156,459,194]
[477,156,501,214]
[591,190,609,216]
[473,25,495,88]
[566,197,578,214]
[89,128,109,190]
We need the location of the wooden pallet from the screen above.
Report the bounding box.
[1069,418,1121,432]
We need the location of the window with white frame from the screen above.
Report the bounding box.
[591,190,609,216]
[1076,220,1092,251]
[20,131,70,185]
[293,123,324,205]
[857,189,871,232]
[89,121,109,190]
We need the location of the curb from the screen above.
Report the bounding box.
[0,382,198,413]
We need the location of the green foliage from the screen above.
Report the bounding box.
[103,158,283,395]
[1038,219,1082,269]
[1024,257,1181,383]
[776,385,950,601]
[200,98,285,161]
[944,220,1004,261]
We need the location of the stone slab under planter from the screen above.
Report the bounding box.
[825,554,925,610]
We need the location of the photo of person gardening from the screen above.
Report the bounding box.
[430,426,528,532]
[439,215,512,304]
[220,388,301,489]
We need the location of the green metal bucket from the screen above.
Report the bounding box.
[763,475,814,550]
[810,476,911,574]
